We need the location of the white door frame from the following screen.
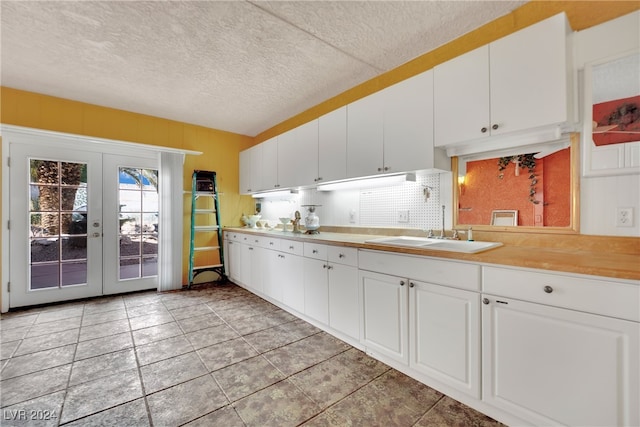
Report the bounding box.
[1,125,200,312]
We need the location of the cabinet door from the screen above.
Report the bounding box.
[277,121,319,188]
[410,282,480,398]
[227,240,243,283]
[318,107,347,183]
[239,144,263,194]
[281,253,304,313]
[263,250,283,302]
[434,45,490,147]
[482,296,639,427]
[383,70,435,173]
[243,244,263,294]
[262,136,279,190]
[328,263,359,340]
[489,13,569,136]
[347,91,384,178]
[303,257,329,324]
[360,270,408,364]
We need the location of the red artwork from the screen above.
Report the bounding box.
[592,95,640,146]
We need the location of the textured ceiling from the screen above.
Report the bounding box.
[1,1,525,137]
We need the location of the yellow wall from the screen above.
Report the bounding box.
[255,1,640,143]
[0,87,255,289]
[1,1,638,304]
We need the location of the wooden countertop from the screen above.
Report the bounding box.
[224,227,640,282]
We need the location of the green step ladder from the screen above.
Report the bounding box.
[188,170,226,288]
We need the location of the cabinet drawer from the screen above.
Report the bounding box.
[304,242,327,260]
[281,239,303,256]
[260,237,281,251]
[328,246,358,267]
[359,250,480,291]
[483,266,640,322]
[226,232,244,242]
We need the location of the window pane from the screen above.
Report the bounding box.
[142,191,158,213]
[120,190,142,212]
[141,169,157,190]
[120,258,140,280]
[120,236,141,257]
[31,263,59,289]
[62,238,87,260]
[30,160,58,184]
[120,213,140,235]
[143,237,158,256]
[61,261,87,286]
[60,162,85,185]
[34,185,59,211]
[31,237,59,263]
[120,168,141,189]
[30,214,56,238]
[142,256,157,277]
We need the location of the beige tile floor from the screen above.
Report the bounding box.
[0,283,504,426]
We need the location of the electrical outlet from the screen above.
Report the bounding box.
[616,207,633,227]
[398,210,409,223]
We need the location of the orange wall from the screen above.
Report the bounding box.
[0,87,255,286]
[458,149,571,227]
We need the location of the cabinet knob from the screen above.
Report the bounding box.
[492,124,499,130]
[323,264,327,269]
[400,280,405,286]
[318,177,323,181]
[289,245,294,250]
[377,167,383,172]
[543,285,553,294]
[409,282,415,288]
[481,127,487,133]
[384,167,390,171]
[312,249,318,254]
[327,265,333,270]
[483,298,490,305]
[248,247,253,251]
[338,253,345,258]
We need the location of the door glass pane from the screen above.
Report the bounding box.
[29,159,88,290]
[118,167,158,280]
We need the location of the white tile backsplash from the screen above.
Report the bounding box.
[258,171,452,231]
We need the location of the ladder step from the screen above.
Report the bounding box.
[195,192,217,198]
[194,246,220,251]
[194,209,216,214]
[193,264,223,270]
[194,225,220,231]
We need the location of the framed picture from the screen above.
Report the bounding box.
[491,210,518,226]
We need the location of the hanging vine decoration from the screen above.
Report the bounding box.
[498,153,539,204]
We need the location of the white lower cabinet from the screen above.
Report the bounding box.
[482,265,640,427]
[482,295,639,427]
[303,257,329,324]
[280,252,304,313]
[359,270,409,365]
[240,242,263,294]
[262,250,283,302]
[303,243,360,340]
[410,281,481,398]
[226,240,242,284]
[327,262,359,340]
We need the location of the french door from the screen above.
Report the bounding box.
[9,143,159,308]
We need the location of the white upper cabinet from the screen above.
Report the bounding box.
[318,106,347,183]
[261,136,279,190]
[278,120,319,188]
[347,90,385,178]
[434,46,490,147]
[383,70,448,173]
[434,13,572,149]
[348,70,448,178]
[239,144,263,195]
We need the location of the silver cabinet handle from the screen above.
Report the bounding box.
[481,127,488,133]
[400,280,405,286]
[409,282,415,288]
[492,124,499,130]
[312,249,318,254]
[338,254,345,258]
[544,286,553,294]
[483,298,490,305]
[93,221,100,228]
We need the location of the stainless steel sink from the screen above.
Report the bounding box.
[364,236,502,253]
